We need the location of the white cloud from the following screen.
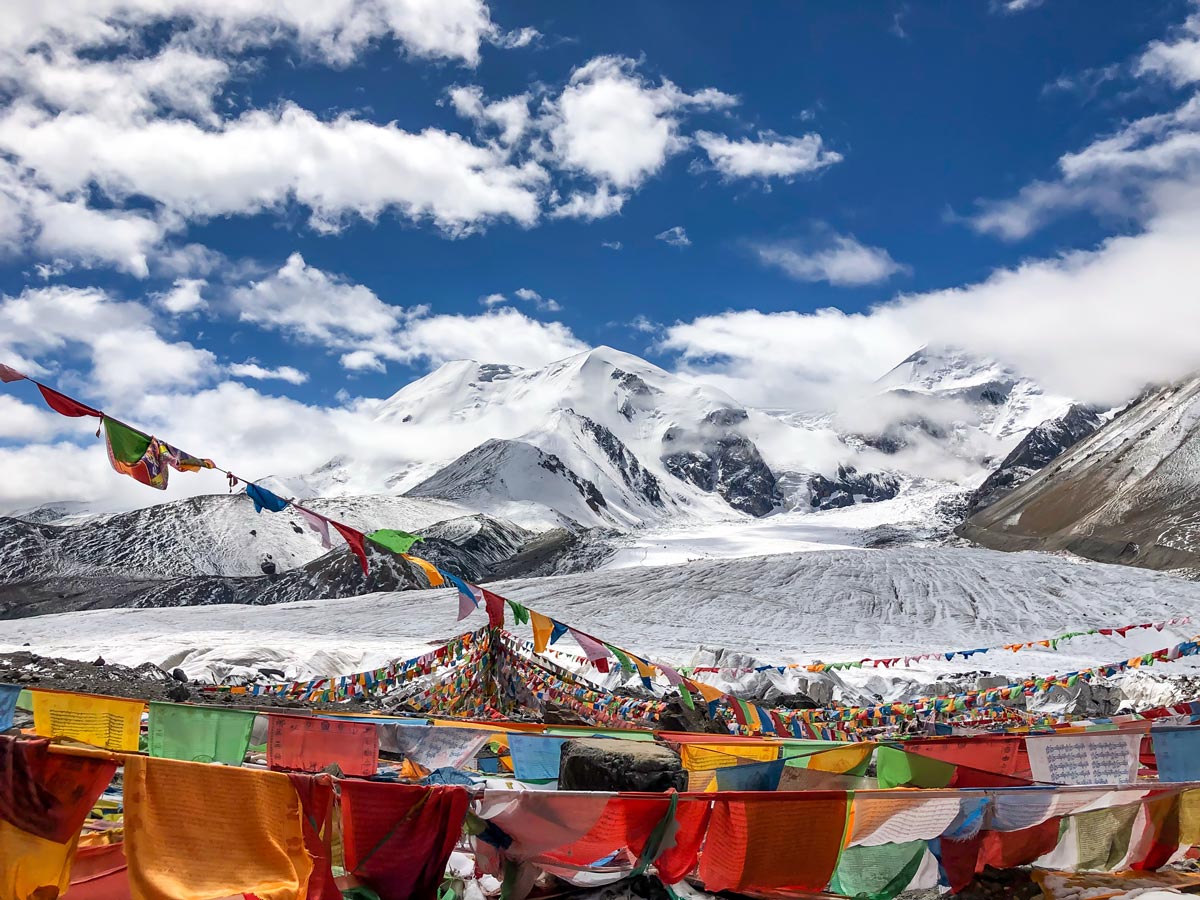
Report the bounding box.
[694,130,842,181]
[655,226,691,247]
[0,0,499,67]
[629,314,658,333]
[480,292,508,307]
[545,56,737,191]
[396,306,585,368]
[30,196,169,277]
[231,252,405,346]
[0,284,217,402]
[664,178,1200,410]
[0,395,71,441]
[549,185,627,221]
[490,25,540,49]
[228,362,309,385]
[1137,9,1200,86]
[991,0,1045,12]
[0,103,548,238]
[754,234,908,286]
[448,85,532,145]
[601,240,623,250]
[340,349,386,373]
[513,287,562,312]
[154,278,207,314]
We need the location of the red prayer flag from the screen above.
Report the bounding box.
[480,589,506,628]
[267,715,379,777]
[37,384,101,418]
[0,734,118,843]
[0,363,26,383]
[285,774,340,900]
[340,782,470,900]
[330,520,369,575]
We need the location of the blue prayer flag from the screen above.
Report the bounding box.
[714,758,785,791]
[507,733,567,782]
[0,683,18,731]
[245,483,289,513]
[1153,728,1200,782]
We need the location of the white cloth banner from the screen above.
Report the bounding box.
[1026,733,1142,786]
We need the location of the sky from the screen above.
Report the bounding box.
[2,0,1200,511]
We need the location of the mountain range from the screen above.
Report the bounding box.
[3,343,1188,619]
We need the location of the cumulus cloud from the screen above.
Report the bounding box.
[448,85,532,145]
[154,278,207,314]
[754,234,908,286]
[655,226,691,247]
[549,185,627,221]
[1137,8,1200,86]
[228,362,309,385]
[0,103,548,238]
[545,56,737,191]
[513,287,562,312]
[694,131,842,181]
[1,0,499,67]
[665,179,1200,410]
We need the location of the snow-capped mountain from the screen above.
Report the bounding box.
[962,374,1200,573]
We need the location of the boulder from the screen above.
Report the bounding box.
[558,738,686,792]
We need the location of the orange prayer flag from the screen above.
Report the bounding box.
[530,611,554,654]
[124,757,313,900]
[402,555,445,587]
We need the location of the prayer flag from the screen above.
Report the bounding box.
[31,689,143,751]
[530,611,554,653]
[571,629,612,666]
[699,794,849,892]
[162,442,214,472]
[267,714,379,777]
[124,756,313,900]
[331,520,370,574]
[1153,729,1200,782]
[480,588,506,628]
[286,774,340,900]
[38,384,100,418]
[830,841,926,900]
[367,528,423,554]
[0,363,26,383]
[147,702,254,765]
[875,746,955,788]
[0,683,18,731]
[294,507,332,549]
[0,734,119,843]
[340,782,470,900]
[0,820,79,900]
[712,758,785,791]
[245,483,289,513]
[550,620,569,644]
[507,734,566,782]
[403,554,445,587]
[103,418,169,490]
[1026,733,1141,785]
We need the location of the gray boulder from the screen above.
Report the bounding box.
[558,738,686,792]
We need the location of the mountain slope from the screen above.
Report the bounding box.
[960,375,1200,572]
[2,544,1196,684]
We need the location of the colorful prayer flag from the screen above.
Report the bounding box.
[30,689,143,751]
[245,483,289,513]
[38,384,100,418]
[367,528,423,554]
[148,702,255,765]
[331,520,370,575]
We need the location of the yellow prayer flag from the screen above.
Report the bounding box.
[1180,789,1200,845]
[688,680,725,703]
[402,554,445,587]
[806,743,875,774]
[0,820,78,900]
[31,689,143,751]
[679,742,779,772]
[530,611,554,654]
[124,756,312,900]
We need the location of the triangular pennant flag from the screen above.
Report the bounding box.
[657,663,683,686]
[38,384,101,418]
[294,507,332,549]
[480,588,506,628]
[606,644,636,674]
[367,529,423,555]
[530,611,555,653]
[331,520,369,575]
[506,600,531,626]
[401,554,445,587]
[549,620,569,645]
[0,363,27,383]
[570,629,612,665]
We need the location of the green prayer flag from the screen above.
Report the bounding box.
[780,740,871,774]
[606,644,636,673]
[147,701,255,765]
[103,417,152,465]
[830,841,926,900]
[366,529,423,554]
[506,601,530,626]
[679,684,695,710]
[875,746,956,788]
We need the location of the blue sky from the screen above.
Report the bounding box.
[2,0,1200,509]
